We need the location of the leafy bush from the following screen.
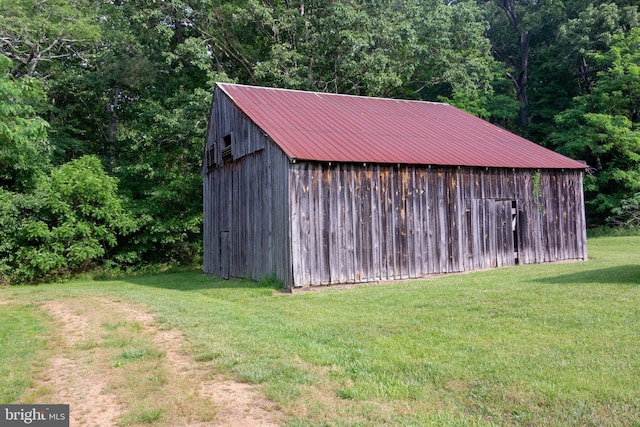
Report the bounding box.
[0,189,21,285]
[608,192,640,228]
[0,156,136,284]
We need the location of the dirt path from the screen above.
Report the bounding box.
[29,296,281,427]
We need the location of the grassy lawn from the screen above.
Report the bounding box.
[0,303,49,403]
[2,235,640,426]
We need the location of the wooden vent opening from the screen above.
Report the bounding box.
[222,133,233,163]
[206,146,216,170]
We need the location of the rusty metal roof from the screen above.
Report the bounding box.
[217,83,586,170]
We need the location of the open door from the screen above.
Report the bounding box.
[493,199,517,268]
[479,199,518,269]
[469,199,519,270]
[511,200,519,264]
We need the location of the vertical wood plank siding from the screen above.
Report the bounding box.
[289,163,587,288]
[203,88,292,284]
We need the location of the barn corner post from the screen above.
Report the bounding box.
[577,169,588,261]
[202,87,219,277]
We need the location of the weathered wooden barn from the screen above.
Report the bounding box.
[203,83,588,290]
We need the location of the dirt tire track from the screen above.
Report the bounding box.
[31,296,281,426]
[34,299,125,427]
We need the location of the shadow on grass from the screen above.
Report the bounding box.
[115,270,285,293]
[532,265,640,285]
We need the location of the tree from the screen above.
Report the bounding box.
[608,192,640,227]
[478,0,566,136]
[553,109,640,223]
[231,0,420,96]
[209,0,499,101]
[414,1,511,119]
[526,1,639,146]
[588,25,640,124]
[32,0,231,266]
[558,2,639,96]
[552,28,640,224]
[0,55,50,191]
[0,0,101,77]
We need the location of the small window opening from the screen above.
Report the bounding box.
[222,133,233,163]
[205,145,216,170]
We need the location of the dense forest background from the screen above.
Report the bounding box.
[1,0,639,283]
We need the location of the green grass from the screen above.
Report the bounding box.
[2,235,640,425]
[0,303,49,403]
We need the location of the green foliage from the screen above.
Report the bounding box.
[0,0,101,77]
[42,0,215,266]
[525,1,640,146]
[417,1,498,103]
[0,56,50,191]
[553,110,640,222]
[608,192,640,228]
[589,27,640,123]
[531,170,543,213]
[3,0,640,273]
[478,0,566,135]
[241,0,418,95]
[0,190,21,284]
[235,0,498,99]
[552,28,640,224]
[558,2,639,95]
[0,156,136,284]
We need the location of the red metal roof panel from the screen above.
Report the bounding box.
[217,83,587,170]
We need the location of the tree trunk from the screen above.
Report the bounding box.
[106,86,120,165]
[515,31,531,136]
[496,0,531,137]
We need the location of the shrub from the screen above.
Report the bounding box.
[608,192,640,228]
[0,156,136,284]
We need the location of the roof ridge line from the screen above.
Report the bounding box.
[216,82,448,106]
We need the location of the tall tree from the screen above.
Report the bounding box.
[208,0,500,104]
[552,28,640,224]
[412,0,507,118]
[40,0,220,265]
[558,2,639,96]
[228,0,421,96]
[479,0,565,136]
